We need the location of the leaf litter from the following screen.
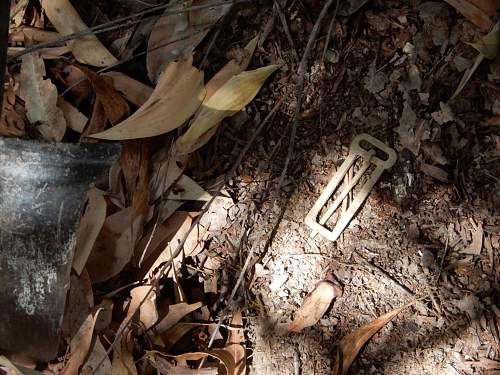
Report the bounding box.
[3,0,500,374]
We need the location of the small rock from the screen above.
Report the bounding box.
[420,249,435,268]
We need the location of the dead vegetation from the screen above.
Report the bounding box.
[0,0,499,374]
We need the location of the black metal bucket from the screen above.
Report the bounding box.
[0,138,120,361]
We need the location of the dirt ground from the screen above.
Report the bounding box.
[3,0,499,374]
[200,1,500,374]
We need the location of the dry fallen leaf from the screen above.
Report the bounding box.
[168,175,212,201]
[112,331,138,375]
[91,57,205,140]
[468,23,500,59]
[177,65,278,153]
[129,285,158,331]
[103,71,153,107]
[0,74,25,137]
[135,211,193,276]
[9,26,59,43]
[332,302,414,375]
[153,302,203,335]
[57,97,88,133]
[146,0,231,82]
[160,322,221,351]
[0,356,27,375]
[288,280,343,332]
[205,35,259,100]
[61,309,102,375]
[225,310,246,375]
[20,53,66,141]
[168,350,237,375]
[465,218,483,255]
[177,36,259,153]
[78,66,130,125]
[443,0,493,32]
[40,0,117,67]
[86,207,143,283]
[73,188,107,275]
[81,337,112,375]
[420,162,450,183]
[150,144,189,201]
[146,352,218,375]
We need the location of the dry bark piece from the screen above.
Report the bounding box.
[20,53,66,141]
[40,0,117,66]
[91,57,205,140]
[332,302,414,375]
[288,280,343,332]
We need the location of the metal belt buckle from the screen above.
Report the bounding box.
[305,133,397,242]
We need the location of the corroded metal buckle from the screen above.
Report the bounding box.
[305,134,397,242]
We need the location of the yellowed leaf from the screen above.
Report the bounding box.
[468,22,500,59]
[0,356,24,375]
[288,280,342,332]
[40,0,117,67]
[91,57,205,140]
[177,65,278,153]
[332,302,414,375]
[73,188,107,275]
[103,71,153,107]
[175,36,259,153]
[20,53,66,141]
[57,97,87,133]
[205,35,259,100]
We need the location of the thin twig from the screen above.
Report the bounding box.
[276,0,335,192]
[274,0,299,64]
[8,0,250,62]
[91,98,283,375]
[322,0,340,63]
[354,250,415,297]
